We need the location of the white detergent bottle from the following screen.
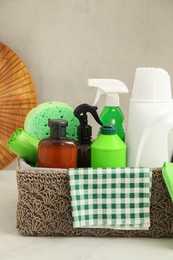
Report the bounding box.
[126,67,173,168]
[88,79,128,141]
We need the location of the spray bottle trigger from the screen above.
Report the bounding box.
[74,103,103,126]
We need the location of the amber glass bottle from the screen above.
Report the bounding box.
[74,103,103,167]
[38,119,77,168]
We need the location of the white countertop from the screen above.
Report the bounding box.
[1,170,173,260]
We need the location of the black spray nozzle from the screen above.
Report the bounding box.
[74,103,103,144]
[74,103,103,126]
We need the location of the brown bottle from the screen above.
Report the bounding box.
[38,119,77,168]
[74,103,103,167]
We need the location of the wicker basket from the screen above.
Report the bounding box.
[16,158,173,238]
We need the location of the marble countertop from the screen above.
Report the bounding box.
[0,170,173,260]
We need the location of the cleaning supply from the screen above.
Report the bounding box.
[8,128,39,166]
[91,124,126,168]
[68,167,152,230]
[38,119,77,168]
[88,79,128,141]
[162,162,173,202]
[126,67,173,168]
[24,101,79,141]
[74,103,103,167]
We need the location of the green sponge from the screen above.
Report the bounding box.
[24,101,79,141]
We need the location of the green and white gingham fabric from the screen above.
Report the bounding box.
[68,167,152,230]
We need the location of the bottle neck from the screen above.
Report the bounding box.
[50,127,66,140]
[105,95,119,106]
[78,137,91,145]
[77,125,92,144]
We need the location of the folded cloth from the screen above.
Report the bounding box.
[68,167,152,230]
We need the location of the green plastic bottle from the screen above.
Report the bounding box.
[88,79,128,141]
[100,99,125,141]
[91,125,126,168]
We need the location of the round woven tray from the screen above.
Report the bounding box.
[0,42,37,169]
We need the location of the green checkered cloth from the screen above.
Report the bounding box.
[68,167,152,230]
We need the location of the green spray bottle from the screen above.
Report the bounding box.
[91,124,126,168]
[88,79,128,141]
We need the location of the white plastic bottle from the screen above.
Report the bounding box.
[126,67,173,168]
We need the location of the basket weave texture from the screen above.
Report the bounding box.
[16,159,173,238]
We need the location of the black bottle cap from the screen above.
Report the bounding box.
[48,119,68,139]
[74,103,103,144]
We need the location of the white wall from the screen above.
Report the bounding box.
[1,0,173,169]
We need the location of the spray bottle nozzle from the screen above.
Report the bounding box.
[74,103,103,144]
[74,103,103,126]
[88,79,128,106]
